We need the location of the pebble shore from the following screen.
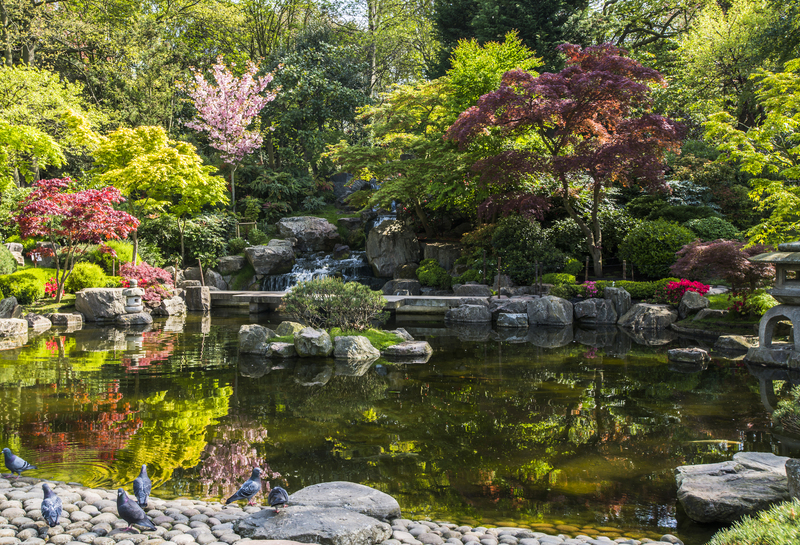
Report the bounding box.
[0,478,683,545]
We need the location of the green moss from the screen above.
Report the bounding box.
[23,293,76,314]
[329,328,403,351]
[708,499,800,545]
[230,263,256,290]
[270,334,295,343]
[290,204,357,226]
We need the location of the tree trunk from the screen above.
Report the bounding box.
[560,176,604,277]
[132,231,139,266]
[413,200,434,239]
[231,165,237,213]
[367,0,378,94]
[1,3,11,67]
[178,217,186,267]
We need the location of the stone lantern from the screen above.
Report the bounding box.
[123,279,144,314]
[746,242,800,367]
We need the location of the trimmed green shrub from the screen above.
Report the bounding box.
[563,258,583,276]
[708,498,800,545]
[282,277,387,330]
[247,228,270,246]
[455,269,482,284]
[619,220,696,278]
[542,273,576,286]
[655,204,717,223]
[546,209,641,262]
[417,259,452,289]
[0,272,45,304]
[0,244,17,275]
[64,263,109,293]
[684,216,740,241]
[549,278,679,300]
[228,237,248,254]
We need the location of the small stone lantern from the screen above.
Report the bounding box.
[746,242,800,367]
[123,279,145,314]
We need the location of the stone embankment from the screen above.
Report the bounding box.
[0,478,684,545]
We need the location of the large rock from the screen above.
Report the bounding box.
[0,296,19,319]
[204,269,228,291]
[277,216,341,252]
[9,251,23,266]
[694,308,728,321]
[667,347,710,364]
[787,459,800,499]
[573,298,617,324]
[527,296,573,326]
[0,318,27,337]
[715,335,754,352]
[4,242,22,253]
[218,256,247,275]
[269,342,297,358]
[46,313,82,328]
[382,341,433,363]
[365,220,420,278]
[115,312,153,326]
[604,287,631,318]
[453,283,492,297]
[152,296,186,316]
[618,303,678,330]
[246,240,296,275]
[185,286,211,311]
[679,290,710,319]
[288,481,401,521]
[75,288,126,321]
[496,313,529,328]
[276,321,306,336]
[393,263,419,280]
[240,324,278,354]
[445,304,492,323]
[295,327,334,357]
[24,313,51,332]
[334,336,380,359]
[676,451,790,523]
[235,505,391,545]
[381,279,421,296]
[422,242,463,272]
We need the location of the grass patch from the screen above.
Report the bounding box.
[290,204,358,225]
[707,293,730,310]
[708,499,800,545]
[230,262,256,290]
[23,293,76,314]
[329,327,403,351]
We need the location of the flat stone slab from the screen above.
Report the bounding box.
[676,451,790,523]
[235,505,391,545]
[288,481,400,521]
[381,341,433,363]
[667,348,710,364]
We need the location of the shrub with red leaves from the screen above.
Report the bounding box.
[662,279,710,305]
[119,262,173,305]
[670,239,774,291]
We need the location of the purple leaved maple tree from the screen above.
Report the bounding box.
[447,43,684,277]
[185,57,277,211]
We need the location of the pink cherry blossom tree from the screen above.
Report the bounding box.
[185,57,277,212]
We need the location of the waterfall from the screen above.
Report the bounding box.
[261,251,380,291]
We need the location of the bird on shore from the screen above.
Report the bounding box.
[117,488,156,532]
[133,464,152,508]
[225,468,261,506]
[41,483,63,527]
[267,486,288,513]
[2,447,36,477]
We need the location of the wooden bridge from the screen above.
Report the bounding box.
[209,290,480,315]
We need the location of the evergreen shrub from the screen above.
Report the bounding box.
[542,273,576,286]
[683,217,740,241]
[0,272,45,304]
[0,244,17,275]
[619,220,695,278]
[64,263,109,293]
[282,277,387,330]
[417,259,452,289]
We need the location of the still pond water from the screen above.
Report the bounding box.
[0,313,797,545]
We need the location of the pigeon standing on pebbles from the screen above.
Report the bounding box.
[225,467,262,506]
[267,486,289,513]
[133,464,152,508]
[2,447,36,477]
[117,488,156,532]
[41,483,63,527]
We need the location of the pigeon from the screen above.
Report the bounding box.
[133,464,152,508]
[41,483,63,527]
[225,467,262,506]
[267,486,289,513]
[116,488,156,532]
[2,447,36,477]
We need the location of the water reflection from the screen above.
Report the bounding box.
[0,316,793,545]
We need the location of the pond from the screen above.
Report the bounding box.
[0,313,796,545]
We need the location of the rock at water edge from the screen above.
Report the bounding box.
[573,298,617,324]
[288,481,401,521]
[185,286,211,312]
[333,336,380,360]
[239,324,277,354]
[245,240,295,276]
[365,220,420,278]
[679,290,710,319]
[527,296,573,326]
[618,303,677,331]
[0,318,27,337]
[295,327,333,357]
[277,216,341,252]
[75,288,127,321]
[604,287,631,319]
[445,305,492,323]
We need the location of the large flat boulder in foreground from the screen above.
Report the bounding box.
[235,505,391,545]
[288,481,401,521]
[618,303,677,331]
[676,451,790,523]
[75,288,126,321]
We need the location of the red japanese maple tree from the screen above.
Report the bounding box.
[447,43,684,277]
[15,178,140,302]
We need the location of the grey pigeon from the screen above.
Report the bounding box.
[267,486,288,513]
[133,464,151,508]
[225,467,262,506]
[41,483,62,527]
[116,488,156,532]
[3,447,36,477]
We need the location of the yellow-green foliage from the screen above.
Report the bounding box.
[0,267,55,303]
[90,241,140,273]
[708,499,800,545]
[64,262,109,293]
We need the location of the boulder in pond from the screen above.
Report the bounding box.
[269,342,297,358]
[46,313,82,328]
[245,240,295,275]
[676,451,790,523]
[239,324,278,354]
[679,290,710,319]
[295,327,333,357]
[0,318,27,337]
[24,313,51,332]
[235,505,391,545]
[288,481,401,521]
[527,296,573,326]
[115,312,153,326]
[715,335,754,352]
[365,220,420,278]
[381,279,421,296]
[75,288,127,321]
[185,286,211,311]
[276,321,306,336]
[617,303,677,330]
[333,336,380,360]
[496,313,529,328]
[152,296,186,316]
[667,347,710,364]
[0,296,19,319]
[382,340,433,363]
[277,216,341,252]
[603,287,631,318]
[445,304,492,323]
[385,328,413,341]
[573,298,617,324]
